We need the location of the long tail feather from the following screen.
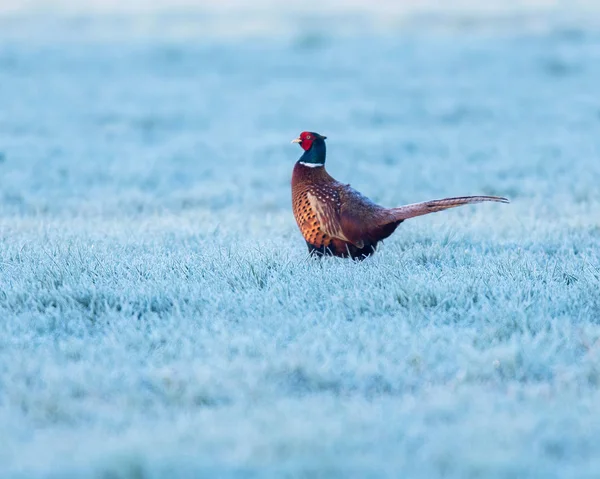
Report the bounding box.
[390,195,509,221]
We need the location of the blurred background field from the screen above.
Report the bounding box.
[1,1,600,477]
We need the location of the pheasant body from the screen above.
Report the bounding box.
[290,131,508,260]
[292,162,403,258]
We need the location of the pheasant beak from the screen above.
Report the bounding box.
[291,137,302,144]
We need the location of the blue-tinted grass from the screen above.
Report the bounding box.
[1,5,600,478]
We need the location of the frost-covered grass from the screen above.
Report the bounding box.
[2,5,600,478]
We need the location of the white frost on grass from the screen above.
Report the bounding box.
[1,9,600,479]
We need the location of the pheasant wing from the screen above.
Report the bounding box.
[306,191,360,246]
[337,186,392,248]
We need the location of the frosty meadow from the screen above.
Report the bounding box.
[1,2,600,478]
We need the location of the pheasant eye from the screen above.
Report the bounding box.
[306,135,311,140]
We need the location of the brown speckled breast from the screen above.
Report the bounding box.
[291,164,337,250]
[292,186,331,249]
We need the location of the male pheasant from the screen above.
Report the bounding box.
[291,131,508,260]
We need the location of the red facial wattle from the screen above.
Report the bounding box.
[299,132,315,151]
[300,138,314,151]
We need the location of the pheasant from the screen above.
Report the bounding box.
[291,131,508,259]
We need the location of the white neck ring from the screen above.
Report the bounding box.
[299,162,324,168]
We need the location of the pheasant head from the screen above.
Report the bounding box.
[291,131,327,167]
